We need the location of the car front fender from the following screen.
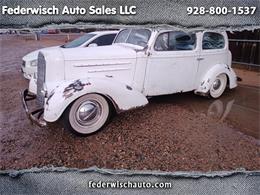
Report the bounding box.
[43,78,148,122]
[195,64,238,95]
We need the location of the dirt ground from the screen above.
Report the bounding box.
[235,68,260,88]
[0,35,259,171]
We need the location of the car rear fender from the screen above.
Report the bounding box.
[195,64,237,94]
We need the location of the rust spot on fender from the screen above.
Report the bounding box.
[226,65,231,71]
[104,94,148,113]
[46,90,55,105]
[126,85,132,90]
[63,80,91,99]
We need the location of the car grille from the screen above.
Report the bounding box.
[36,52,46,107]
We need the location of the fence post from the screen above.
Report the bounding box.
[34,32,40,41]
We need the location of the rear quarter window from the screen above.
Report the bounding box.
[154,31,196,51]
[202,32,225,50]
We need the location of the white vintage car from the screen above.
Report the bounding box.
[22,28,238,135]
[21,30,118,79]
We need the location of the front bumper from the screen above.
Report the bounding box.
[21,89,47,127]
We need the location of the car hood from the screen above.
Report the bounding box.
[61,44,138,61]
[22,46,59,61]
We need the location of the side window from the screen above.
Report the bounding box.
[90,34,117,46]
[154,31,196,51]
[169,32,196,50]
[154,32,169,51]
[202,32,225,50]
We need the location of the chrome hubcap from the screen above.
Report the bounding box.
[76,100,101,126]
[213,79,221,90]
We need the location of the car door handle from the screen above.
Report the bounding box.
[197,57,204,61]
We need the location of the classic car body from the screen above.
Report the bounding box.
[22,28,238,135]
[21,30,118,79]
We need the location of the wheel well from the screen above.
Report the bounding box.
[60,93,118,120]
[217,73,230,88]
[99,94,118,115]
[225,73,230,88]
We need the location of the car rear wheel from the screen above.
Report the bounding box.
[64,94,110,135]
[209,74,227,98]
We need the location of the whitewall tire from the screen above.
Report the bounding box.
[209,74,227,98]
[64,94,110,135]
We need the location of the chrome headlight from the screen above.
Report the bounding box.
[30,59,37,66]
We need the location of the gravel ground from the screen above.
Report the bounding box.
[0,35,259,171]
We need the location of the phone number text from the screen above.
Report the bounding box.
[187,7,257,15]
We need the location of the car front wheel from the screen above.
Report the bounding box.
[63,94,110,135]
[209,74,227,98]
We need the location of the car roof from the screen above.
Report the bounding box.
[88,30,119,36]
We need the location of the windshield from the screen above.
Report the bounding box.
[114,29,151,47]
[61,33,96,48]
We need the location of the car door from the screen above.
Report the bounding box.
[195,31,228,86]
[144,31,199,96]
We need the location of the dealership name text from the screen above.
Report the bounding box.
[1,5,137,15]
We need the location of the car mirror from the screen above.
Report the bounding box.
[88,43,98,47]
